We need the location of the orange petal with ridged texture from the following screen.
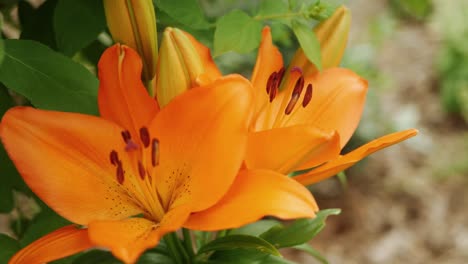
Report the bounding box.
[98,44,159,141]
[294,129,418,185]
[9,225,92,264]
[286,68,368,148]
[88,205,191,264]
[0,107,143,225]
[184,169,318,230]
[149,75,252,212]
[183,30,222,84]
[246,125,340,174]
[251,27,284,117]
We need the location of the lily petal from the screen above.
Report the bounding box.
[184,169,318,230]
[251,27,284,116]
[150,75,253,212]
[98,44,159,141]
[294,129,419,185]
[88,205,191,264]
[183,30,222,84]
[287,68,368,148]
[245,125,340,174]
[0,107,143,225]
[9,225,92,264]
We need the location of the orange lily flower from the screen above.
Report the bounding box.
[152,26,418,186]
[1,45,318,263]
[245,27,418,185]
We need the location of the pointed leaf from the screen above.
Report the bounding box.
[0,40,98,115]
[260,209,340,248]
[229,220,282,237]
[198,235,280,257]
[293,244,329,264]
[291,19,322,70]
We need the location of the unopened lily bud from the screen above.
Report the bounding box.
[156,28,205,107]
[104,0,158,84]
[290,6,351,75]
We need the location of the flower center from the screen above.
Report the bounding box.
[108,127,166,222]
[261,67,314,129]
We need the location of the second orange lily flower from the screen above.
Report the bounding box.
[162,8,418,185]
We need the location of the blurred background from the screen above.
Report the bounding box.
[1,0,467,263]
[204,0,468,263]
[293,0,468,263]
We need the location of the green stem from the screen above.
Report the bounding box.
[164,233,185,264]
[253,11,304,21]
[182,228,195,258]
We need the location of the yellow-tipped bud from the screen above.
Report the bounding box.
[290,6,351,75]
[104,0,158,84]
[156,28,205,107]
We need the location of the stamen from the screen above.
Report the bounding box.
[121,130,131,143]
[275,67,286,88]
[109,150,119,166]
[302,84,313,107]
[266,72,276,94]
[285,76,305,115]
[116,161,125,184]
[269,86,277,102]
[139,127,150,148]
[138,161,146,180]
[125,139,139,152]
[151,138,160,167]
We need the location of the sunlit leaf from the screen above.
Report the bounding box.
[214,10,263,56]
[257,0,288,17]
[291,19,322,70]
[154,0,211,29]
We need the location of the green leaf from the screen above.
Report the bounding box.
[72,250,120,264]
[257,0,288,17]
[19,0,58,49]
[291,19,322,70]
[205,249,281,264]
[198,235,281,257]
[54,0,106,56]
[0,40,99,115]
[214,10,263,56]
[0,19,4,66]
[260,209,340,248]
[137,252,174,264]
[293,244,328,264]
[154,0,211,29]
[229,219,282,237]
[20,202,70,247]
[0,85,29,213]
[0,234,20,263]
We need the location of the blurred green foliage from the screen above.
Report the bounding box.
[432,0,468,121]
